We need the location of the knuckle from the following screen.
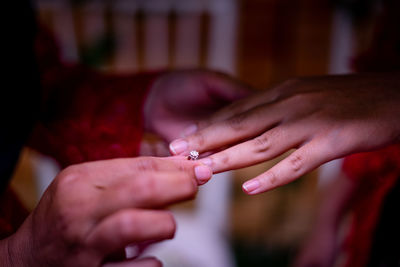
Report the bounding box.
[48,168,92,243]
[175,162,187,173]
[225,113,248,131]
[133,158,159,172]
[252,135,271,153]
[51,165,88,207]
[57,165,84,187]
[289,154,304,173]
[219,152,230,164]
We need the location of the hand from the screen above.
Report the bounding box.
[2,157,212,266]
[144,70,251,143]
[169,72,400,194]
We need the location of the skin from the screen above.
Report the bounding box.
[169,72,400,194]
[0,157,212,267]
[1,69,246,266]
[140,70,251,156]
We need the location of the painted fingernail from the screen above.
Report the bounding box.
[194,165,212,183]
[242,179,261,194]
[182,124,198,137]
[169,139,188,155]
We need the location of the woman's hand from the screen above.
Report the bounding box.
[169,73,400,194]
[143,70,251,143]
[2,157,212,266]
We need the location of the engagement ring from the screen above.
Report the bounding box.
[188,150,199,160]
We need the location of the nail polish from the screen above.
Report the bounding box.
[242,180,260,194]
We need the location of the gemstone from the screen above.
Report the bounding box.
[188,150,199,160]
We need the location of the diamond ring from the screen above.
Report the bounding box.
[188,150,199,160]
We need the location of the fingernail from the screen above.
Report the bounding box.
[169,139,188,155]
[182,124,198,137]
[242,180,260,194]
[199,158,212,168]
[194,165,212,182]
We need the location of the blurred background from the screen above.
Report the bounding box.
[11,0,379,266]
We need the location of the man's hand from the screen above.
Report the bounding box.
[2,157,212,266]
[169,73,400,194]
[143,70,251,144]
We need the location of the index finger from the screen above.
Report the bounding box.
[61,157,212,219]
[197,122,308,173]
[169,104,283,156]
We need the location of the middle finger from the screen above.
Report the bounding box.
[198,121,311,173]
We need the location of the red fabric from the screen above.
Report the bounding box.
[342,145,400,267]
[28,25,161,167]
[341,1,400,265]
[29,70,157,167]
